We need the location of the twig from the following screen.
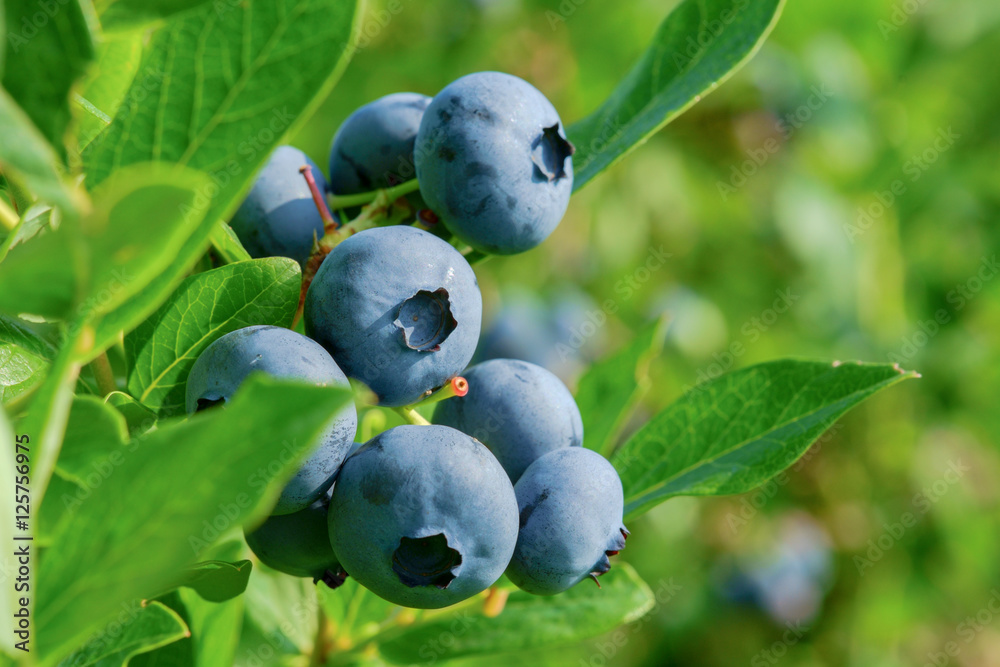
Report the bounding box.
[0,198,19,231]
[90,352,117,396]
[329,178,420,211]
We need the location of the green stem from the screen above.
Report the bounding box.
[464,249,492,265]
[329,178,420,211]
[394,406,430,426]
[89,351,117,396]
[405,377,469,409]
[330,592,487,664]
[309,603,329,667]
[0,197,19,231]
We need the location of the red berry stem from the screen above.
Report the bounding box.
[299,165,338,231]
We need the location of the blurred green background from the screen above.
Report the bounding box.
[286,0,1000,665]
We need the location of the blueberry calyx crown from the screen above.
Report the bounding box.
[318,567,349,590]
[196,396,225,412]
[531,124,575,183]
[394,288,458,352]
[392,533,463,589]
[588,525,630,588]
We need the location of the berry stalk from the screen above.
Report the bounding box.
[328,177,420,211]
[299,165,338,231]
[0,198,19,231]
[407,377,469,408]
[394,406,431,426]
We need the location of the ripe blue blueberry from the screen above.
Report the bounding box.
[304,226,482,407]
[414,72,574,254]
[329,92,431,200]
[328,425,518,609]
[244,490,346,587]
[432,359,583,482]
[185,325,357,515]
[230,146,330,267]
[474,287,602,383]
[505,447,628,595]
[474,290,555,369]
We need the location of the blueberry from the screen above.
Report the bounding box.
[244,490,345,586]
[432,359,583,482]
[304,226,482,407]
[230,146,331,267]
[474,290,555,369]
[415,72,574,254]
[185,326,357,515]
[475,286,601,384]
[328,425,518,608]
[329,93,431,206]
[506,447,628,595]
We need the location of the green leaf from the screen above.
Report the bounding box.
[36,375,352,664]
[125,258,300,416]
[75,32,144,150]
[210,222,253,264]
[40,396,129,541]
[378,565,655,664]
[2,0,95,162]
[576,315,668,456]
[56,601,189,667]
[0,204,80,319]
[613,360,919,518]
[14,332,85,514]
[96,0,217,30]
[568,0,784,191]
[179,559,253,603]
[0,314,55,407]
[130,587,244,667]
[105,391,158,436]
[83,0,359,355]
[55,395,129,484]
[0,164,211,321]
[240,566,317,657]
[39,470,85,546]
[176,586,244,667]
[0,87,78,214]
[0,204,56,264]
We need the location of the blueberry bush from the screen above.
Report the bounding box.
[0,0,922,665]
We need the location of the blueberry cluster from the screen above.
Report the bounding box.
[189,72,627,609]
